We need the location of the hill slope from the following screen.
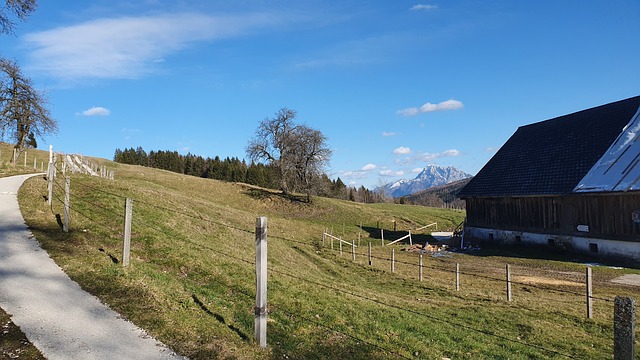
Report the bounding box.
[14,155,637,359]
[405,177,471,208]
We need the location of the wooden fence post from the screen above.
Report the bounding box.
[506,264,512,302]
[255,216,268,348]
[456,263,460,291]
[381,229,384,246]
[339,240,343,255]
[586,267,593,319]
[614,296,635,360]
[24,151,27,166]
[63,177,70,233]
[122,198,133,267]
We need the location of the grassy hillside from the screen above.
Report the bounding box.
[9,150,640,359]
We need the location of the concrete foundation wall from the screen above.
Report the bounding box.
[465,226,640,262]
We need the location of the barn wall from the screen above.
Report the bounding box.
[465,193,640,242]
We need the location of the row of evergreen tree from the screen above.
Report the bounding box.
[113,147,386,203]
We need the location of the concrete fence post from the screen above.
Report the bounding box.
[586,267,593,319]
[352,242,355,261]
[255,216,268,348]
[368,242,372,266]
[391,248,395,273]
[506,264,512,302]
[47,162,54,207]
[614,296,635,360]
[122,198,133,267]
[419,254,423,282]
[63,177,70,233]
[456,263,460,291]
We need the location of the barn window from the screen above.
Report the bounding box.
[548,238,555,247]
[515,235,522,243]
[589,243,598,253]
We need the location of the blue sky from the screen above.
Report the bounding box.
[2,0,639,189]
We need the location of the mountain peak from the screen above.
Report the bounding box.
[377,164,472,198]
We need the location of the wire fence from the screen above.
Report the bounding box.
[34,159,636,359]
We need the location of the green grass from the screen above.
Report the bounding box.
[11,154,640,359]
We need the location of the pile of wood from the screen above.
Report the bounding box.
[403,243,448,253]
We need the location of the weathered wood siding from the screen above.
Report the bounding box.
[465,193,640,242]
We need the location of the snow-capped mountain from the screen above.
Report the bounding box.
[377,165,472,198]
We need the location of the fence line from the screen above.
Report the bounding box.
[39,168,632,358]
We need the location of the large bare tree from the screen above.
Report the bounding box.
[1,0,37,35]
[246,108,331,200]
[0,57,57,162]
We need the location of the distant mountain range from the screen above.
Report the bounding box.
[377,165,472,198]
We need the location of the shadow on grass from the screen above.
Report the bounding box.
[242,187,309,204]
[462,241,640,269]
[191,295,249,341]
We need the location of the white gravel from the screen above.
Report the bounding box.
[0,174,185,360]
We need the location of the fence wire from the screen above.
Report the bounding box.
[36,171,623,359]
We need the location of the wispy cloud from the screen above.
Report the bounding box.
[292,34,404,70]
[380,170,404,177]
[80,106,111,116]
[417,149,461,161]
[410,4,438,11]
[361,163,376,171]
[382,131,398,137]
[341,170,368,179]
[397,99,463,117]
[411,167,423,173]
[23,12,289,80]
[393,146,412,155]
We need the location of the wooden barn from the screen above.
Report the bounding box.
[458,96,640,262]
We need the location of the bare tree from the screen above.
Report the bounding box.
[246,108,331,200]
[290,125,331,202]
[1,0,37,35]
[0,57,57,162]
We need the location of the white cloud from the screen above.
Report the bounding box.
[411,167,423,173]
[81,106,111,116]
[397,99,464,117]
[341,171,368,179]
[361,163,376,171]
[418,149,461,161]
[380,170,404,177]
[23,12,288,80]
[410,4,438,11]
[393,146,412,155]
[382,131,398,137]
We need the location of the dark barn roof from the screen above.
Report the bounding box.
[459,96,640,198]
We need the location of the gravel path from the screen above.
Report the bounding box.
[0,174,184,360]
